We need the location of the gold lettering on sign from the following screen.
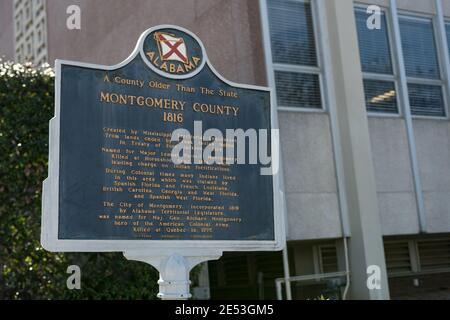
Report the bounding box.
[146,51,201,74]
[100,91,186,111]
[192,103,239,116]
[95,54,253,239]
[99,126,243,239]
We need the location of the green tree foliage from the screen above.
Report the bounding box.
[0,61,158,299]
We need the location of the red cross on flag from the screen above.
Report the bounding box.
[155,32,188,64]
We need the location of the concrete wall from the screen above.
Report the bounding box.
[368,118,420,235]
[279,112,342,240]
[0,1,14,60]
[414,119,450,233]
[45,0,266,86]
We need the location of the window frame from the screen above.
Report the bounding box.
[354,3,402,118]
[354,4,450,120]
[263,0,327,113]
[445,19,450,118]
[398,11,449,120]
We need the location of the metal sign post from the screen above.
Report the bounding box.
[124,250,222,300]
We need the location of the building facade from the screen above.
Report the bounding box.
[1,0,450,299]
[7,0,48,65]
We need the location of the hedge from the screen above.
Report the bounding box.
[0,61,159,299]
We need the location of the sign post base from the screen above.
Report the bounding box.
[124,250,222,300]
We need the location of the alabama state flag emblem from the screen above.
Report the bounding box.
[154,32,189,64]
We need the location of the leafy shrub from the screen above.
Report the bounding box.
[0,61,158,299]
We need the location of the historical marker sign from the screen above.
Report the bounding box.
[41,25,285,253]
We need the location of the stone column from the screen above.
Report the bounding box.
[319,0,390,299]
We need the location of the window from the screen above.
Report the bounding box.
[15,11,23,37]
[26,41,31,56]
[36,21,46,46]
[355,7,447,118]
[316,245,338,274]
[267,0,322,110]
[25,1,31,21]
[35,0,44,16]
[399,15,446,117]
[37,28,42,44]
[355,7,399,114]
[384,240,412,275]
[384,237,450,277]
[417,237,450,271]
[14,0,22,9]
[400,17,439,79]
[15,19,21,36]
